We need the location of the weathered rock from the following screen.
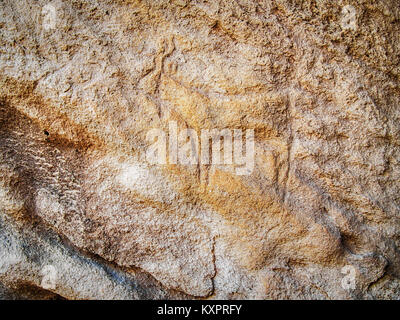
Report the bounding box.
[0,0,399,299]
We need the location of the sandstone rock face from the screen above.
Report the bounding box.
[0,0,400,299]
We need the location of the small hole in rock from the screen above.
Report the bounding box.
[44,130,49,136]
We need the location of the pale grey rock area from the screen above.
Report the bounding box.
[0,0,399,299]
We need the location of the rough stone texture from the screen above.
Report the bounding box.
[0,0,400,299]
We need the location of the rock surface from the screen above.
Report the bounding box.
[0,0,400,299]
